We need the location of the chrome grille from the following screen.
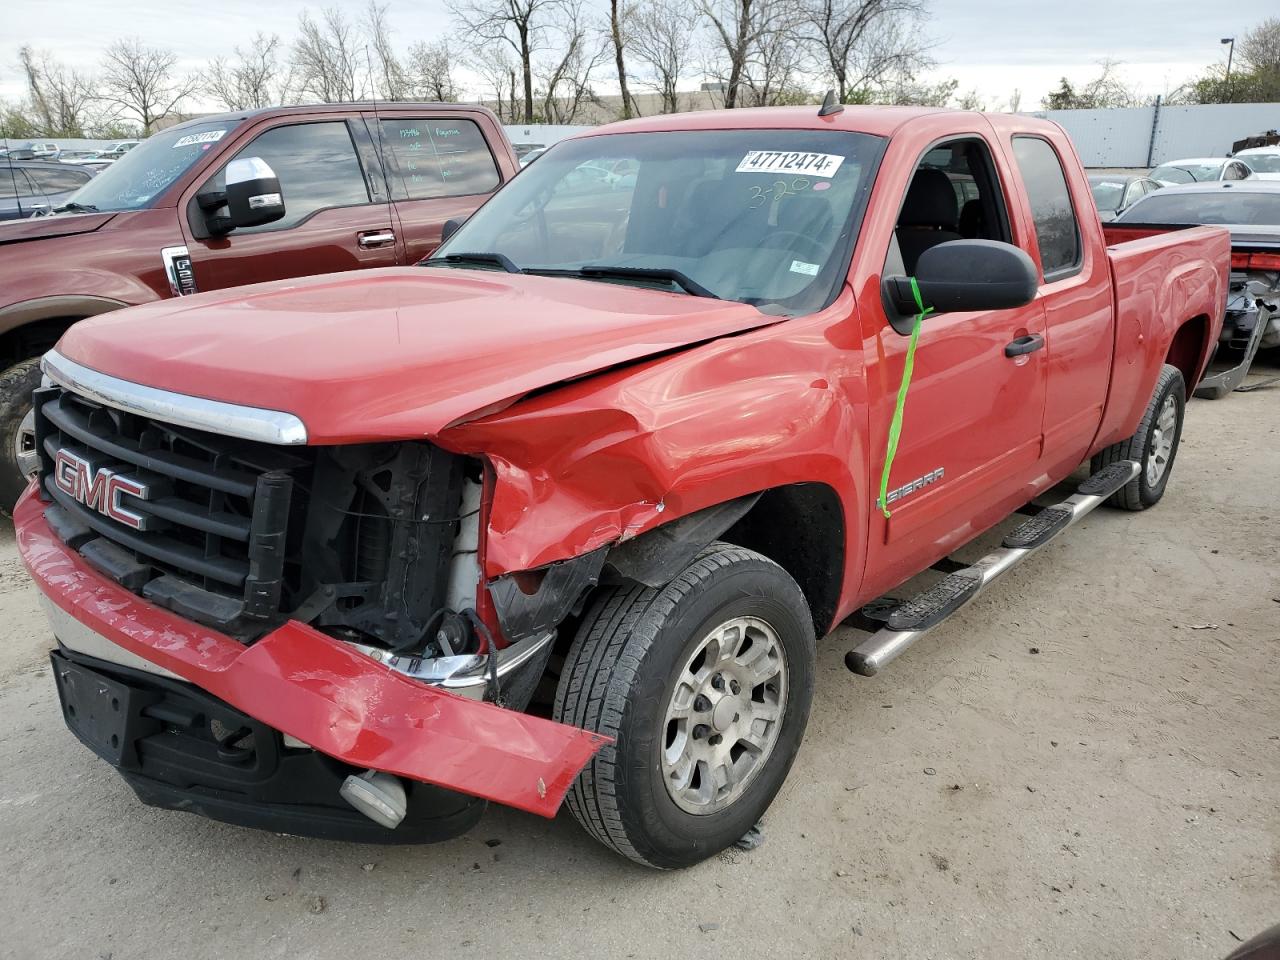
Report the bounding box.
[35,385,311,633]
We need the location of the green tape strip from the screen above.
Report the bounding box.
[877,277,933,519]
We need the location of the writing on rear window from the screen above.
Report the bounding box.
[172,130,225,148]
[380,119,501,201]
[736,151,845,178]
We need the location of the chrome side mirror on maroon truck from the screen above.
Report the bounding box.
[196,156,286,236]
[882,239,1039,330]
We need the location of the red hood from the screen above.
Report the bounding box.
[57,266,778,442]
[0,211,117,245]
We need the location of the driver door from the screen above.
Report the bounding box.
[180,116,399,292]
[858,134,1048,598]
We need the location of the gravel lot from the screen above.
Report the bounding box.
[1,361,1277,960]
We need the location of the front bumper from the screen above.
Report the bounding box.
[52,646,485,843]
[17,488,606,820]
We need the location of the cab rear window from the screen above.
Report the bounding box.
[379,119,501,201]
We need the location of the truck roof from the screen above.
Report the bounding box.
[164,101,499,132]
[572,105,1063,140]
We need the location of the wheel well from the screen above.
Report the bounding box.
[722,482,845,637]
[0,316,78,366]
[1165,315,1208,395]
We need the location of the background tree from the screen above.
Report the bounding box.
[1237,16,1280,74]
[1041,62,1141,109]
[625,0,699,113]
[1182,17,1280,103]
[291,7,365,102]
[365,1,410,99]
[608,0,634,118]
[450,0,561,123]
[100,38,197,134]
[205,33,286,110]
[700,0,791,109]
[469,44,522,121]
[535,1,607,122]
[405,40,461,101]
[799,0,927,104]
[19,46,100,137]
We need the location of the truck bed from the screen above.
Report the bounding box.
[1093,223,1230,448]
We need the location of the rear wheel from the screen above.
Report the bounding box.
[0,357,44,517]
[1091,363,1185,511]
[554,543,815,868]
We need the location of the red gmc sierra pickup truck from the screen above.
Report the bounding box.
[18,104,1227,869]
[0,102,517,508]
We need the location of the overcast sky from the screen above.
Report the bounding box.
[1,0,1274,111]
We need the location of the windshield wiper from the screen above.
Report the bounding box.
[50,201,99,214]
[574,265,720,299]
[423,252,523,274]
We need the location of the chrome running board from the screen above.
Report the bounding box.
[845,460,1140,677]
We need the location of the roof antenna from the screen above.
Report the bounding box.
[818,90,844,118]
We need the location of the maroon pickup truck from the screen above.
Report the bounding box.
[0,103,517,508]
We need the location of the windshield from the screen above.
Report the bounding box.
[1151,163,1221,184]
[62,122,235,213]
[431,129,885,314]
[1089,179,1126,211]
[1119,191,1280,226]
[1240,153,1280,174]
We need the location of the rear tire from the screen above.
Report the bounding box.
[1091,363,1185,511]
[554,543,815,868]
[0,357,44,517]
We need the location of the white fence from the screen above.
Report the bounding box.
[1029,102,1280,168]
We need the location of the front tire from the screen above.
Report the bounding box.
[1091,363,1185,511]
[554,543,815,868]
[0,357,44,517]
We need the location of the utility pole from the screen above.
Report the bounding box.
[1221,37,1235,101]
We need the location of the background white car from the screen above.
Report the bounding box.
[1150,156,1255,185]
[1233,146,1280,181]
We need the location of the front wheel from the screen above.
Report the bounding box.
[1091,363,1185,511]
[0,357,44,517]
[554,543,816,868]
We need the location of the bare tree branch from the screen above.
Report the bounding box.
[450,0,562,122]
[405,40,462,101]
[100,38,198,134]
[625,0,700,113]
[19,45,102,137]
[291,7,366,103]
[205,33,285,110]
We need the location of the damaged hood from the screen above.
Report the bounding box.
[57,266,779,442]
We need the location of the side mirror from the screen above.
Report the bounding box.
[440,217,464,244]
[883,239,1037,330]
[198,157,285,236]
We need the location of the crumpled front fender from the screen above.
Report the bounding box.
[16,490,607,818]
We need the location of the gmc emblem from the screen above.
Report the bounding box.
[53,449,151,531]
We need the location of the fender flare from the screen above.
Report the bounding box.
[0,295,129,340]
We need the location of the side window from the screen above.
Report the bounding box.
[1012,136,1081,280]
[229,121,371,232]
[379,118,501,201]
[890,136,1012,277]
[0,170,39,199]
[27,166,92,193]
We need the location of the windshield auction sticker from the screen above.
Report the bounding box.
[172,130,226,149]
[736,151,845,178]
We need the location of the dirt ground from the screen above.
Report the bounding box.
[1,363,1277,960]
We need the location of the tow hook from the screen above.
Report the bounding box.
[340,770,408,829]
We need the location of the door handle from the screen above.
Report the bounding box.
[1005,334,1045,358]
[358,229,396,249]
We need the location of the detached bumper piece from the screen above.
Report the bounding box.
[17,491,607,824]
[52,647,484,843]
